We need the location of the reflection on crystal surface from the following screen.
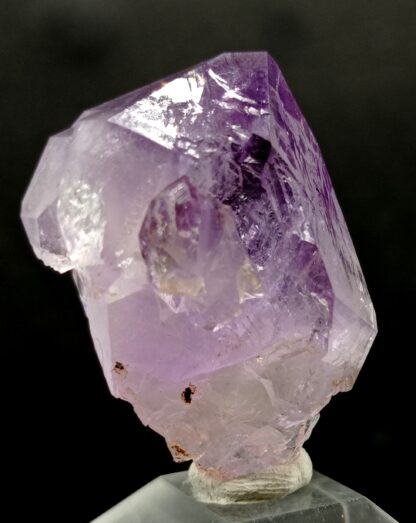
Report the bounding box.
[21,52,377,477]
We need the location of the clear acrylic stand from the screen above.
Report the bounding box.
[92,470,397,522]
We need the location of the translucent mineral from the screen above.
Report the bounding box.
[21,52,377,478]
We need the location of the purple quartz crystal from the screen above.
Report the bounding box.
[21,52,377,478]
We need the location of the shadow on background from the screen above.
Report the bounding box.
[1,1,414,521]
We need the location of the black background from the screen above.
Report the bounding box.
[2,1,414,522]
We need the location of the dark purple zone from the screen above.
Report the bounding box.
[215,134,291,266]
[214,134,334,337]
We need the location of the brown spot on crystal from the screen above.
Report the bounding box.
[113,361,127,376]
[181,383,196,404]
[170,442,192,462]
[332,374,354,392]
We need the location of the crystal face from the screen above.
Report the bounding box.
[21,52,377,478]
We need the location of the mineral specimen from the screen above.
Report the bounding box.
[21,52,377,478]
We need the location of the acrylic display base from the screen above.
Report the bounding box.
[92,470,397,523]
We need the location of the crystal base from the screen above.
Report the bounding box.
[91,470,397,522]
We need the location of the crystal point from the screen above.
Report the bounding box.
[21,52,377,477]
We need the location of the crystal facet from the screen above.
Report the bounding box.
[21,52,377,478]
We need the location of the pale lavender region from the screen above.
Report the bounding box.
[21,52,376,478]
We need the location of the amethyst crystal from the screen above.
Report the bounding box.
[21,52,376,478]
